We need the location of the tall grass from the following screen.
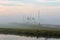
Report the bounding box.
[0,28,60,38]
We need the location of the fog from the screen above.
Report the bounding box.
[40,13,60,24]
[0,12,60,25]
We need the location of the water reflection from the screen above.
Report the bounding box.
[0,34,60,40]
[0,34,39,40]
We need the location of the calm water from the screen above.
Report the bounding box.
[40,13,60,25]
[0,11,60,25]
[0,34,59,40]
[0,13,60,25]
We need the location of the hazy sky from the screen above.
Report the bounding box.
[0,0,60,24]
[0,0,60,15]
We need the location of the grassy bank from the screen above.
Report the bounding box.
[0,24,60,38]
[0,27,60,38]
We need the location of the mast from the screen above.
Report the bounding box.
[38,10,40,25]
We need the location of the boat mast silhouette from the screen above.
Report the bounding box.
[38,10,40,25]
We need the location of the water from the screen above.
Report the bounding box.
[40,13,60,25]
[0,34,60,40]
[40,7,60,25]
[0,8,60,25]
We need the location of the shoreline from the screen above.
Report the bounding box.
[0,28,60,38]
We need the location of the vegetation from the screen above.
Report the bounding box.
[0,27,60,38]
